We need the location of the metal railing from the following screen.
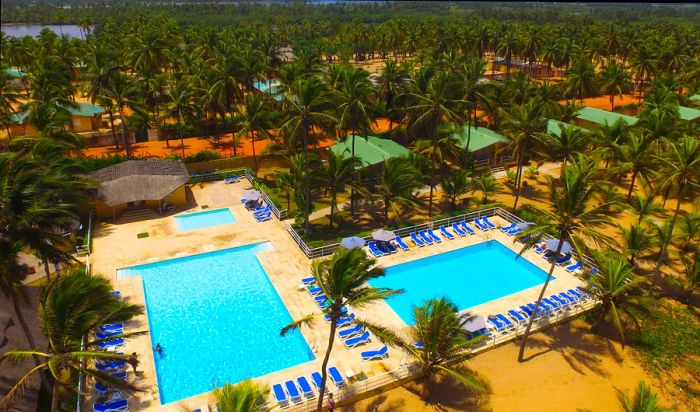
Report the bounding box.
[76,211,94,412]
[188,168,288,219]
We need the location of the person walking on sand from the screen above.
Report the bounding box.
[327,393,335,412]
[127,352,140,374]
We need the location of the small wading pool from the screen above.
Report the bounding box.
[174,208,235,231]
[369,240,552,325]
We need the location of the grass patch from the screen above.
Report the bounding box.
[633,303,700,373]
[137,232,149,239]
[201,205,209,209]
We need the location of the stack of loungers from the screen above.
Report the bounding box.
[92,302,133,412]
[271,367,347,408]
[250,203,272,222]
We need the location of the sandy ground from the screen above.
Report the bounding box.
[346,320,681,412]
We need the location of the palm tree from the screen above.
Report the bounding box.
[0,71,25,138]
[274,171,295,212]
[598,61,633,111]
[128,29,171,77]
[617,381,672,412]
[565,59,597,104]
[459,59,486,167]
[373,59,411,133]
[106,73,142,159]
[677,249,700,301]
[504,100,546,210]
[629,44,659,104]
[1,268,144,412]
[628,194,663,225]
[287,152,321,234]
[535,125,588,173]
[613,132,655,201]
[401,298,489,392]
[472,174,499,204]
[441,168,471,211]
[318,150,360,228]
[651,136,700,285]
[496,27,519,79]
[163,79,200,158]
[619,223,657,267]
[374,157,422,223]
[280,248,402,412]
[235,94,272,173]
[587,253,651,347]
[515,154,619,362]
[211,379,269,412]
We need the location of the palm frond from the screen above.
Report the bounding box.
[280,313,319,337]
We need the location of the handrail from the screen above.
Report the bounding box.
[76,210,94,412]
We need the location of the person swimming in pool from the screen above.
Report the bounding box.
[154,343,163,357]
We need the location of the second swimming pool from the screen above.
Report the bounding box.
[369,240,551,325]
[174,208,236,231]
[117,243,314,404]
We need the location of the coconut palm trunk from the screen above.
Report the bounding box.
[518,237,565,362]
[316,319,338,412]
[652,180,685,286]
[117,106,131,159]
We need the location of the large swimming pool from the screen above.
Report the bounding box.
[174,208,236,231]
[117,243,314,404]
[369,241,550,325]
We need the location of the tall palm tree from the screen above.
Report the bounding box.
[628,194,663,225]
[619,223,657,267]
[613,132,655,201]
[587,253,651,347]
[128,29,171,77]
[211,379,268,412]
[565,59,597,104]
[598,61,633,111]
[459,58,486,167]
[471,174,500,204]
[280,248,402,412]
[515,154,619,362]
[163,79,200,158]
[616,381,673,412]
[106,73,142,159]
[504,100,546,210]
[534,125,588,173]
[401,298,489,392]
[318,150,360,228]
[373,59,411,133]
[235,94,272,173]
[441,168,471,211]
[1,268,144,412]
[651,136,700,285]
[629,44,659,104]
[287,152,321,235]
[374,157,422,223]
[496,27,519,79]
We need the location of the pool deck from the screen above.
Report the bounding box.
[89,180,585,411]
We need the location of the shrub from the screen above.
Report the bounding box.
[184,150,221,163]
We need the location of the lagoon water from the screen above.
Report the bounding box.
[0,24,85,38]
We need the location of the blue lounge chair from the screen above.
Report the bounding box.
[412,341,425,350]
[550,295,571,308]
[94,382,111,395]
[96,330,122,340]
[418,230,434,245]
[284,380,302,404]
[97,338,124,350]
[542,250,556,260]
[253,207,270,217]
[361,345,389,361]
[301,276,316,285]
[328,367,346,388]
[487,317,506,332]
[271,384,289,408]
[394,237,410,251]
[500,222,517,233]
[344,331,371,348]
[316,300,329,309]
[323,307,348,321]
[368,241,384,257]
[339,324,363,339]
[559,291,580,305]
[375,241,389,255]
[314,295,327,303]
[111,291,121,298]
[495,313,515,329]
[526,303,549,318]
[310,372,326,392]
[96,360,126,371]
[382,241,398,254]
[566,260,583,273]
[410,232,425,247]
[93,399,128,412]
[567,288,585,301]
[473,217,488,231]
[540,299,560,312]
[296,376,315,399]
[224,176,240,184]
[508,309,527,324]
[460,221,476,235]
[426,228,442,243]
[97,324,124,335]
[110,370,128,380]
[451,222,467,236]
[482,216,496,229]
[534,243,547,254]
[307,286,323,296]
[439,225,455,240]
[590,267,599,275]
[576,286,592,298]
[519,305,534,317]
[506,227,522,236]
[255,212,272,222]
[556,253,572,266]
[336,313,356,328]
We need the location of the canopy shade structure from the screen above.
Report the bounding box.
[371,229,396,242]
[545,239,573,254]
[452,125,509,152]
[546,119,589,137]
[679,106,700,121]
[89,160,189,207]
[330,135,410,167]
[10,102,104,124]
[340,236,366,249]
[241,189,262,202]
[575,106,638,127]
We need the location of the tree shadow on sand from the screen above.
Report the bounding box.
[399,375,492,412]
[519,320,621,378]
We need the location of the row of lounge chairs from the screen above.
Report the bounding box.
[243,201,272,223]
[533,242,591,273]
[272,367,346,408]
[486,286,592,334]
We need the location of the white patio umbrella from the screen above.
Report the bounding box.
[340,236,366,250]
[545,238,573,254]
[463,315,488,333]
[516,221,535,230]
[371,229,396,242]
[241,189,262,202]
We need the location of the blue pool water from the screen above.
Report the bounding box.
[369,241,551,325]
[174,208,236,231]
[117,243,314,404]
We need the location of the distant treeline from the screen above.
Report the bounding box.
[2,1,700,27]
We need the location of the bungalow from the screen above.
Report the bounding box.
[9,102,104,137]
[452,125,510,167]
[679,106,700,122]
[90,159,189,221]
[546,119,589,137]
[574,106,638,130]
[330,134,410,168]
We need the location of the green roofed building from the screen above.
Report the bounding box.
[575,106,638,128]
[4,68,26,77]
[690,94,700,103]
[547,119,588,137]
[679,106,700,122]
[330,134,410,167]
[452,125,509,166]
[9,102,104,137]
